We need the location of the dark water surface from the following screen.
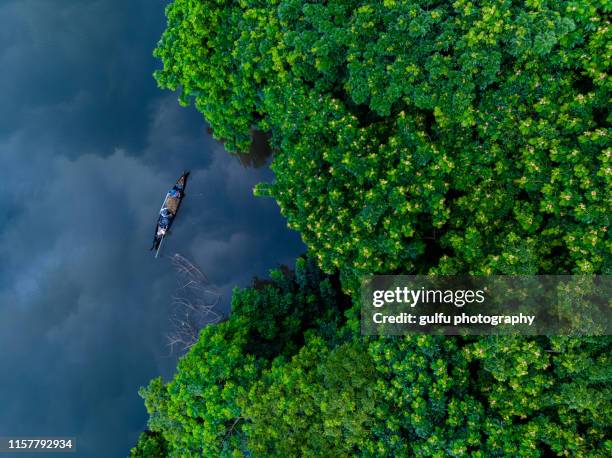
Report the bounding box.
[0,1,303,456]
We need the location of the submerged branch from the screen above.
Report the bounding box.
[166,254,225,354]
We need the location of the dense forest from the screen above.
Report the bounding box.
[133,0,610,456]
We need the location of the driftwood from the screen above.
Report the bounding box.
[166,254,224,353]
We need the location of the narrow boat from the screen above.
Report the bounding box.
[151,171,190,258]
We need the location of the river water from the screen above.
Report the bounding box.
[0,1,304,456]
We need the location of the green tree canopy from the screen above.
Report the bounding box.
[144,1,612,456]
[138,258,348,457]
[136,261,611,457]
[155,0,610,291]
[129,431,167,458]
[241,338,378,457]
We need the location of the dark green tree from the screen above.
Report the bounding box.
[241,338,378,457]
[138,257,347,457]
[129,431,168,458]
[367,335,611,456]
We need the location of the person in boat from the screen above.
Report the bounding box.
[168,185,183,199]
[157,207,174,236]
[160,207,173,217]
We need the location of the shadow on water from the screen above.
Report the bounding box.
[208,127,274,169]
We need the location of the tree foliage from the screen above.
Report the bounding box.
[241,338,378,457]
[367,335,611,457]
[138,260,611,456]
[144,1,612,456]
[129,431,167,458]
[138,257,348,457]
[155,0,610,290]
